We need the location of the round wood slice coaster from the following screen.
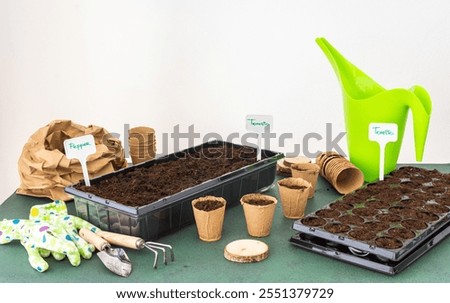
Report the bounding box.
[224,239,269,263]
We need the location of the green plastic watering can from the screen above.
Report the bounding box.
[316,37,432,182]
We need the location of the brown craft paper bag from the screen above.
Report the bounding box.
[16,120,127,201]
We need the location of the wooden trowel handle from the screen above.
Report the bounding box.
[79,228,109,251]
[96,230,145,250]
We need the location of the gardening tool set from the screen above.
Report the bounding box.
[0,200,173,277]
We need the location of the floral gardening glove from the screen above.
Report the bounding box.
[0,218,84,272]
[29,200,97,262]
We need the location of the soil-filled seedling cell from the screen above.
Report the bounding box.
[352,207,380,217]
[366,200,391,209]
[315,209,340,219]
[375,213,402,223]
[387,227,416,240]
[300,216,327,227]
[375,236,403,249]
[348,229,377,241]
[329,201,354,211]
[338,214,364,225]
[324,223,351,234]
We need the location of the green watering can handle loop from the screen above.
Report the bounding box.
[407,85,432,162]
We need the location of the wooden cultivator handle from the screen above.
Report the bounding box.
[96,230,145,250]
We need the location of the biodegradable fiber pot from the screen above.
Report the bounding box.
[240,193,278,237]
[192,196,227,242]
[315,152,364,194]
[277,177,311,219]
[129,149,156,165]
[128,126,156,165]
[128,126,156,145]
[290,163,320,198]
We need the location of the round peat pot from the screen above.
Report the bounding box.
[240,193,277,237]
[192,196,227,242]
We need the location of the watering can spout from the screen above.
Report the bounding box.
[315,37,384,100]
[408,85,432,161]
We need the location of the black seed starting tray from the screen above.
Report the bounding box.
[290,219,450,275]
[66,140,283,240]
[291,166,450,274]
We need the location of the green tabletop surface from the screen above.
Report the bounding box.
[1,163,449,283]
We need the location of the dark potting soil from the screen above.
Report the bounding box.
[352,207,379,217]
[76,145,256,207]
[372,191,403,203]
[401,219,428,230]
[399,198,427,208]
[315,209,340,219]
[375,236,403,249]
[244,198,274,206]
[285,185,308,190]
[338,214,364,225]
[301,216,327,227]
[194,200,224,211]
[341,193,366,204]
[389,206,419,219]
[436,197,450,206]
[329,201,354,211]
[375,213,402,223]
[415,211,439,223]
[324,223,351,234]
[424,203,449,214]
[365,200,391,209]
[349,229,376,241]
[387,227,416,240]
[362,221,390,232]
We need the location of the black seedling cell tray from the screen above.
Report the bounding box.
[291,166,450,273]
[290,218,450,275]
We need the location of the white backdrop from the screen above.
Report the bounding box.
[1,0,449,203]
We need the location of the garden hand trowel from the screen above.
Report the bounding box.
[96,230,175,269]
[79,228,132,277]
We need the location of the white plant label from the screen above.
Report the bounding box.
[246,115,273,133]
[64,134,96,186]
[246,115,273,161]
[369,123,398,181]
